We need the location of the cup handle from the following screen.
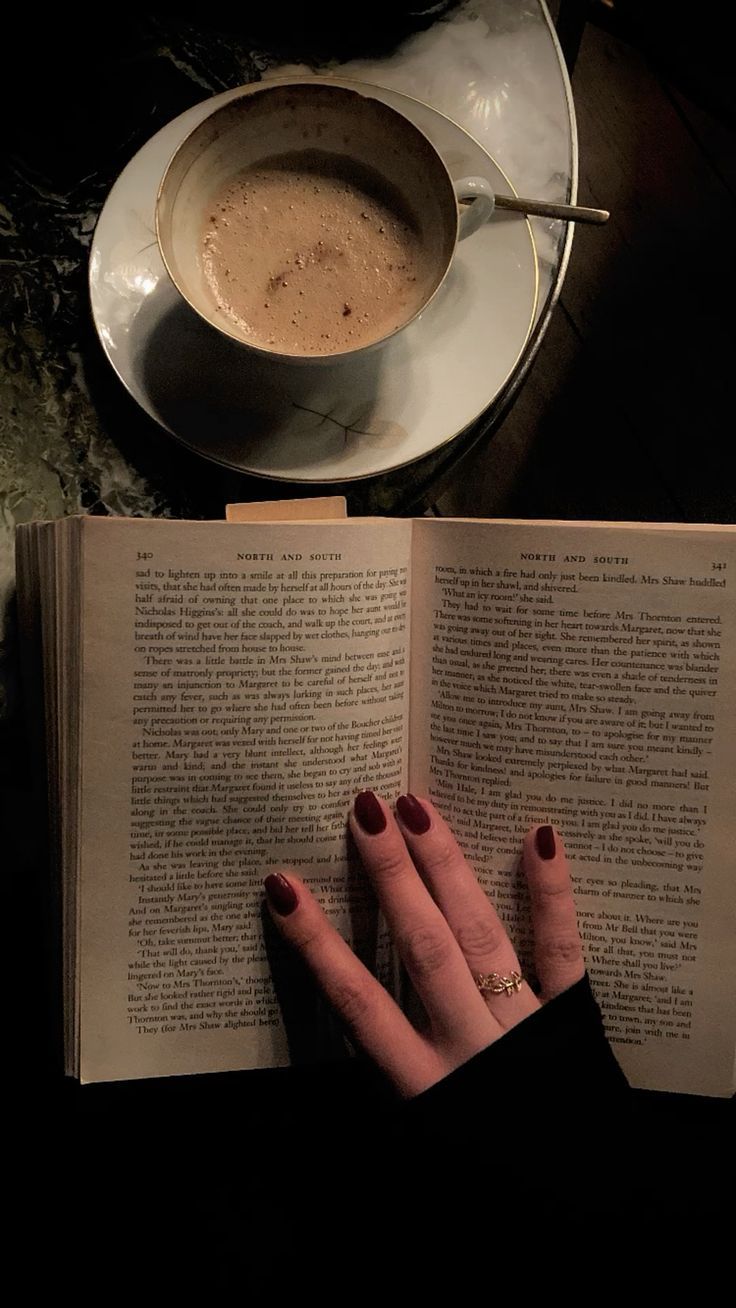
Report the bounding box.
[454,176,495,239]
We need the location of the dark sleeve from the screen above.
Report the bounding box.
[382,975,632,1208]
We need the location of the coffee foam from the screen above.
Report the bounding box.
[201,150,442,355]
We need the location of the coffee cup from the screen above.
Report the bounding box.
[156,78,494,363]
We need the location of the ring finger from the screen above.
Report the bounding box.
[395,795,539,1029]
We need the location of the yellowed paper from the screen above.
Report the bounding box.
[225,497,347,522]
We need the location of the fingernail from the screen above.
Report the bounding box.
[535,825,556,860]
[396,793,431,835]
[354,790,386,835]
[264,873,298,916]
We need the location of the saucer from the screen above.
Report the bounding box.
[89,80,538,482]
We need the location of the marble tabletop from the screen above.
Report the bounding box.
[0,1,575,654]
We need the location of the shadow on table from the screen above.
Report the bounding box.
[138,293,390,476]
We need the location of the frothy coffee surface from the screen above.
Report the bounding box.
[201,150,437,354]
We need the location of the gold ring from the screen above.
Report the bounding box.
[475,971,523,997]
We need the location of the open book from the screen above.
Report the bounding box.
[16,507,735,1093]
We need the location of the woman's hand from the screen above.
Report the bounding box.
[264,791,585,1098]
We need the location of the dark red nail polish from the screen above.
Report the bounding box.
[535,825,556,860]
[396,793,431,835]
[264,873,298,916]
[354,790,386,835]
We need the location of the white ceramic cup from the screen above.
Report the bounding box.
[156,79,494,363]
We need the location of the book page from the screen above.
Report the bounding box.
[77,517,411,1081]
[410,519,735,1096]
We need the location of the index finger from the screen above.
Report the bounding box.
[523,825,585,1000]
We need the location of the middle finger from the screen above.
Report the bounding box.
[395,795,540,1027]
[350,791,497,1052]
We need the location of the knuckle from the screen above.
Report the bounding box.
[455,915,507,963]
[289,919,329,956]
[399,924,454,979]
[370,845,409,883]
[422,833,463,879]
[329,979,372,1030]
[532,873,571,902]
[537,933,584,967]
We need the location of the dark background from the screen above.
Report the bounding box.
[438,1,736,520]
[3,5,732,1267]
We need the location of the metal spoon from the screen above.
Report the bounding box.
[494,194,609,225]
[460,191,609,225]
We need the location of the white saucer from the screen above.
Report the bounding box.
[90,80,538,482]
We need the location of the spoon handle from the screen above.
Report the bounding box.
[494,194,610,225]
